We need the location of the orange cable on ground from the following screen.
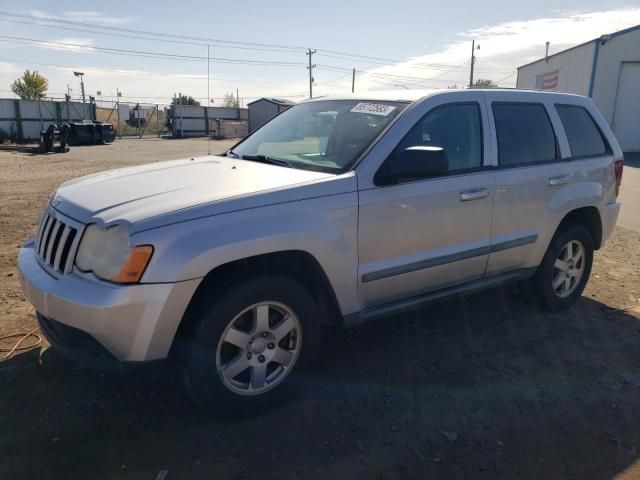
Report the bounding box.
[0,306,42,362]
[0,328,42,361]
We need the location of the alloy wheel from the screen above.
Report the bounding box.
[552,239,586,298]
[215,301,302,396]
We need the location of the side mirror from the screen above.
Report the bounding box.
[383,146,449,183]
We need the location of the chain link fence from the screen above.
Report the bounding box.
[95,101,171,138]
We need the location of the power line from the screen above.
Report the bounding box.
[0,13,520,94]
[495,71,517,84]
[315,52,464,71]
[0,11,305,51]
[0,11,516,74]
[0,57,297,84]
[315,65,466,84]
[0,11,480,72]
[365,76,410,88]
[0,38,466,87]
[0,17,303,54]
[316,49,511,73]
[0,35,307,66]
[317,49,454,67]
[0,11,471,69]
[315,72,353,86]
[315,52,509,73]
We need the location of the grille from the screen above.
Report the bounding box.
[35,209,81,274]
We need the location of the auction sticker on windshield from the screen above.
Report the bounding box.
[350,103,397,116]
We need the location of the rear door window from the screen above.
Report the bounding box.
[493,103,557,166]
[556,105,609,158]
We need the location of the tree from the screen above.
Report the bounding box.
[222,92,239,108]
[474,78,498,88]
[172,92,200,106]
[11,70,49,99]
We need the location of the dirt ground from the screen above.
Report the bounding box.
[2,138,640,480]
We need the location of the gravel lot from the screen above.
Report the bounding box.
[1,138,640,480]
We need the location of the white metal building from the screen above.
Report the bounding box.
[517,24,640,151]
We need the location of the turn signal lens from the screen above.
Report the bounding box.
[113,245,154,284]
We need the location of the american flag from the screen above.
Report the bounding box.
[535,69,559,90]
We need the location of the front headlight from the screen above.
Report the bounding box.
[75,224,153,283]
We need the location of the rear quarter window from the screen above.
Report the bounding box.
[556,104,609,158]
[492,103,557,166]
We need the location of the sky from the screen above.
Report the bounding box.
[1,0,640,107]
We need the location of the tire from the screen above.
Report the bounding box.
[181,275,321,417]
[529,223,594,311]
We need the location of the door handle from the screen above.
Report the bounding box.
[459,187,489,201]
[548,174,569,186]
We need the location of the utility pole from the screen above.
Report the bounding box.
[207,44,211,104]
[236,88,239,107]
[352,68,356,93]
[306,48,316,99]
[116,88,122,139]
[74,71,86,119]
[469,40,476,88]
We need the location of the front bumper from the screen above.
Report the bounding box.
[37,313,163,375]
[18,237,201,363]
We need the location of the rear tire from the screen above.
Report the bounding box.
[529,224,594,311]
[182,275,321,417]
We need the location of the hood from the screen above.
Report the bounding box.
[52,156,336,226]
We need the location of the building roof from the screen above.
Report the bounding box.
[517,23,640,70]
[247,97,296,107]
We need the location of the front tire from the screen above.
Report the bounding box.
[182,275,321,416]
[530,224,594,311]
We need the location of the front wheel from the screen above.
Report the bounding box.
[182,275,321,416]
[529,224,594,311]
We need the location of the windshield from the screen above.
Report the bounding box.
[231,100,408,172]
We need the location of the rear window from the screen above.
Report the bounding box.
[493,103,557,166]
[556,105,608,158]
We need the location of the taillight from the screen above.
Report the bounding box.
[614,159,624,197]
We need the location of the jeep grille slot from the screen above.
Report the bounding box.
[35,210,80,274]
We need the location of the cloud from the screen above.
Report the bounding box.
[40,38,95,53]
[0,61,21,73]
[168,74,209,79]
[315,7,640,94]
[53,66,149,77]
[63,11,131,25]
[27,9,131,26]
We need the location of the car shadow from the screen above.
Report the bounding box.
[0,144,41,156]
[2,288,640,480]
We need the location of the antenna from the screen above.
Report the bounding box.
[208,128,211,156]
[545,41,550,61]
[208,44,212,156]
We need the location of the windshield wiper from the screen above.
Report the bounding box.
[225,149,239,158]
[240,154,292,167]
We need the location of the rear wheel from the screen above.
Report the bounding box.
[182,275,321,416]
[529,224,594,311]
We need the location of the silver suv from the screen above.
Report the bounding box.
[19,89,623,415]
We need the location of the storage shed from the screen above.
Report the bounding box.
[516,24,640,151]
[248,98,295,132]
